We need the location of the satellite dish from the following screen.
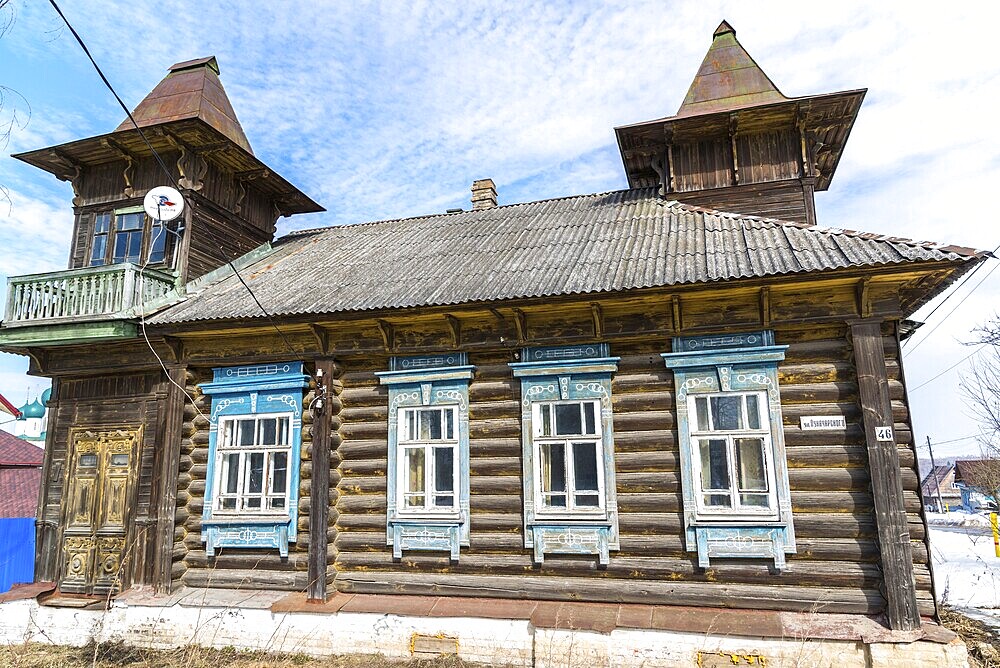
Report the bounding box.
[143,186,185,222]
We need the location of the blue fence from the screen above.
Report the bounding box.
[0,518,35,593]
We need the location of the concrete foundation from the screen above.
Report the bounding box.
[0,595,969,668]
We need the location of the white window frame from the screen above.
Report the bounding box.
[396,405,461,516]
[213,411,294,515]
[530,399,607,519]
[687,390,779,520]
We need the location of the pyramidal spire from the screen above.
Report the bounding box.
[114,56,254,155]
[677,21,787,117]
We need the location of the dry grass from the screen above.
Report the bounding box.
[941,607,1000,668]
[0,643,482,668]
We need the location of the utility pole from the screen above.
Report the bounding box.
[927,435,946,514]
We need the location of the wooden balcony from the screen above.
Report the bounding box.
[0,264,178,347]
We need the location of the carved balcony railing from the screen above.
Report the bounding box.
[3,264,177,327]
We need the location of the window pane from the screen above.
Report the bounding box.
[435,495,454,507]
[148,222,166,263]
[540,404,552,437]
[434,446,454,498]
[223,421,234,447]
[736,438,767,492]
[740,493,770,508]
[572,442,599,492]
[746,394,761,430]
[221,498,236,510]
[540,442,566,508]
[118,212,144,230]
[695,397,709,431]
[127,231,142,262]
[247,452,265,494]
[112,233,129,264]
[583,401,597,435]
[704,493,731,508]
[278,417,289,445]
[419,409,443,440]
[444,408,455,440]
[404,410,416,441]
[406,447,425,499]
[554,403,582,435]
[94,213,111,233]
[246,498,262,509]
[270,452,288,494]
[699,438,730,491]
[224,453,240,494]
[710,396,743,430]
[237,419,256,446]
[259,418,278,446]
[89,234,107,266]
[575,494,600,507]
[269,498,286,510]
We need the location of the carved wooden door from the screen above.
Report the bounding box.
[60,428,140,596]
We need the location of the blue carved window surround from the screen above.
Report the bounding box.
[375,353,474,561]
[200,362,310,557]
[509,344,620,565]
[661,331,796,570]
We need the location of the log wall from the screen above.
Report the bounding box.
[330,321,933,616]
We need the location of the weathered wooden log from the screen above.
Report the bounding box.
[185,549,309,570]
[335,571,884,615]
[183,568,307,591]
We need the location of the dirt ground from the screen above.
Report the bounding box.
[0,644,483,668]
[941,607,1000,668]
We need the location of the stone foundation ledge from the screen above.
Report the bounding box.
[0,590,969,668]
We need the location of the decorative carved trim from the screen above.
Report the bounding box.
[308,324,329,354]
[856,277,872,318]
[671,295,682,333]
[162,336,185,363]
[51,150,84,206]
[759,287,771,327]
[512,308,527,343]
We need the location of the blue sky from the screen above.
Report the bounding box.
[1,1,999,458]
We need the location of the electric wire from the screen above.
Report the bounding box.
[909,344,985,392]
[47,0,306,380]
[904,254,1000,355]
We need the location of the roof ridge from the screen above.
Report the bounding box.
[284,187,661,237]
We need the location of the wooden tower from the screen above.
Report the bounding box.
[616,21,865,225]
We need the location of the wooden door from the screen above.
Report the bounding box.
[60,428,140,596]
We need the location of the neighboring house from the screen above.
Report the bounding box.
[0,21,989,663]
[920,464,962,512]
[0,432,43,593]
[954,459,999,511]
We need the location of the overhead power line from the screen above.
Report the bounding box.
[909,344,985,392]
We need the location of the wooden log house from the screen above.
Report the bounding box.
[0,22,989,639]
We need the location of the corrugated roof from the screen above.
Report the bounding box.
[147,188,983,325]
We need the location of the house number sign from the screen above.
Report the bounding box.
[875,426,894,442]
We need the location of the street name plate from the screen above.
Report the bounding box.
[800,416,847,430]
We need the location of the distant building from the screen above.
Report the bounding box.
[920,464,961,512]
[954,460,999,511]
[0,432,43,593]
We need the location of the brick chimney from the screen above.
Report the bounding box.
[471,178,497,210]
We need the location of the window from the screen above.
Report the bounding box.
[689,392,776,515]
[376,354,473,561]
[199,362,309,557]
[533,400,603,513]
[88,206,171,267]
[510,344,620,565]
[215,414,292,513]
[662,330,795,570]
[398,406,458,513]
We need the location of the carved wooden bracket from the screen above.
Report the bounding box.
[234,180,248,216]
[25,349,48,375]
[444,315,461,348]
[671,295,683,333]
[103,138,140,198]
[309,324,330,354]
[162,336,185,363]
[759,287,771,327]
[590,303,604,340]
[856,277,872,319]
[50,150,84,206]
[376,320,394,352]
[650,151,668,198]
[512,308,527,344]
[176,145,208,191]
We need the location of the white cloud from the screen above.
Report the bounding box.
[1,0,999,455]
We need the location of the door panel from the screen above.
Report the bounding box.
[60,428,140,596]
